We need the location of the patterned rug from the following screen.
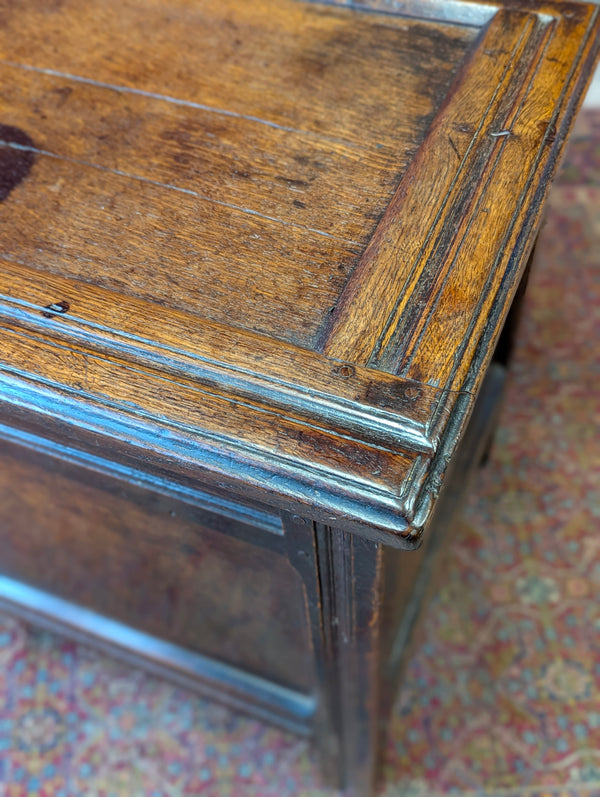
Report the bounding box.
[0,110,598,797]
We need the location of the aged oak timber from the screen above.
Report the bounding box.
[0,0,597,793]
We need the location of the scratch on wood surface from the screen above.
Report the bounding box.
[0,60,366,150]
[448,135,460,160]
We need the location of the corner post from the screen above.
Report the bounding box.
[284,514,384,796]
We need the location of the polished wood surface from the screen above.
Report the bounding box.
[0,0,598,793]
[0,0,597,546]
[0,0,475,345]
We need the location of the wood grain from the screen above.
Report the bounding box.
[0,53,458,245]
[1,153,355,346]
[321,2,600,398]
[320,7,549,361]
[285,515,384,794]
[0,0,474,145]
[0,0,596,542]
[0,0,474,347]
[0,2,598,793]
[401,4,600,397]
[0,259,442,448]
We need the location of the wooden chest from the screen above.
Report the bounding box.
[0,0,597,792]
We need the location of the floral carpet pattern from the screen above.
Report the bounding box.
[0,111,599,796]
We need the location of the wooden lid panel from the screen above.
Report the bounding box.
[0,0,475,146]
[0,0,597,543]
[0,0,475,347]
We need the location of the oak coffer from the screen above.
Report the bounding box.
[0,0,597,793]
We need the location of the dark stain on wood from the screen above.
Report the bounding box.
[0,125,35,201]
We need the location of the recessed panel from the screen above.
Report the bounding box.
[0,0,477,347]
[0,438,313,692]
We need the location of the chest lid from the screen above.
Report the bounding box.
[0,0,597,545]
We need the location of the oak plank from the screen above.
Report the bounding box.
[397,4,600,394]
[0,0,476,349]
[0,2,599,792]
[0,64,397,245]
[0,259,442,450]
[320,8,545,361]
[0,0,475,147]
[321,1,600,398]
[0,154,356,347]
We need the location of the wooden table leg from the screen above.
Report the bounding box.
[286,516,384,796]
